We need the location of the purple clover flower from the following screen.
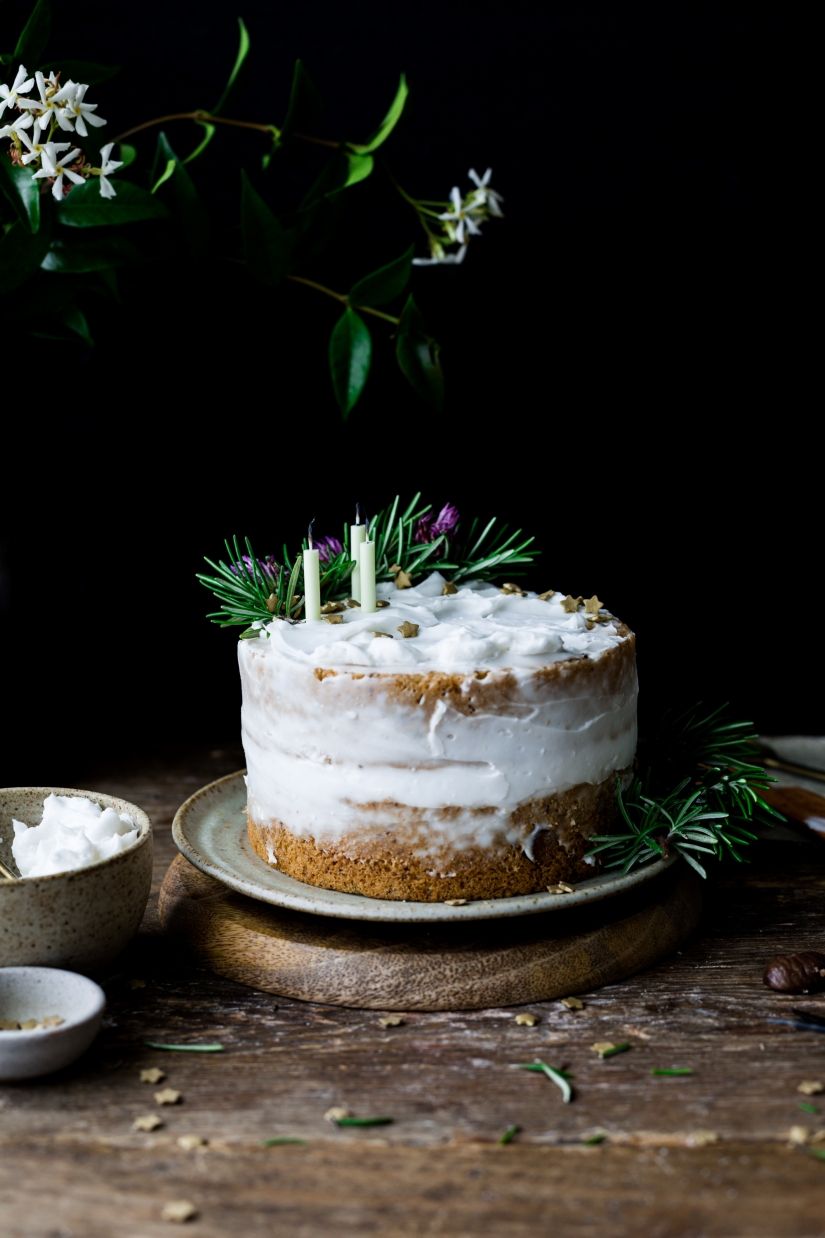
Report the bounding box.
[231,555,279,585]
[314,534,344,564]
[413,502,460,545]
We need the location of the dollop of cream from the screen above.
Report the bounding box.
[12,794,139,878]
[254,573,626,671]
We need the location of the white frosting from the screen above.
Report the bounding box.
[12,794,139,878]
[240,574,638,858]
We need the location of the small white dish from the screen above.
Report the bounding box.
[172,771,675,923]
[0,967,105,1080]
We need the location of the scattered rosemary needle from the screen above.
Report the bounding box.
[799,1103,820,1114]
[334,1116,393,1127]
[651,1068,693,1076]
[498,1125,519,1145]
[582,1133,607,1145]
[592,1042,630,1059]
[262,1137,307,1146]
[811,1148,825,1161]
[144,1042,224,1052]
[514,1061,574,1103]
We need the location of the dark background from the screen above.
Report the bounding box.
[1,1,818,786]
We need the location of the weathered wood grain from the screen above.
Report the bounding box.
[2,744,825,1236]
[158,853,702,1009]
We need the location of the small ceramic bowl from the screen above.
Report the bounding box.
[0,787,153,973]
[0,967,106,1080]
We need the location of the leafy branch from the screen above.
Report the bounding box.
[587,704,784,878]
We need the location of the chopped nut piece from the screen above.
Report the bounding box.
[323,614,344,624]
[161,1200,197,1223]
[41,1015,64,1027]
[371,631,393,639]
[591,1041,618,1057]
[798,1081,824,1095]
[788,1125,810,1146]
[514,1013,539,1027]
[375,599,391,608]
[140,1068,166,1084]
[155,1088,182,1106]
[685,1130,718,1147]
[325,1106,352,1124]
[560,997,584,1010]
[547,882,575,894]
[500,582,526,596]
[321,601,346,613]
[443,898,467,906]
[177,1135,207,1150]
[442,581,457,596]
[538,590,555,601]
[346,598,361,608]
[378,1017,404,1028]
[561,595,583,613]
[0,1019,20,1031]
[583,595,604,615]
[133,1114,163,1132]
[129,978,146,990]
[397,621,419,638]
[19,1019,39,1030]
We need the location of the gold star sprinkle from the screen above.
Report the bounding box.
[321,601,346,614]
[155,1088,182,1106]
[500,582,526,596]
[133,1114,163,1132]
[561,595,583,613]
[591,1042,617,1057]
[265,594,278,613]
[140,1068,166,1084]
[177,1135,207,1150]
[514,1013,539,1026]
[538,590,555,601]
[584,596,604,615]
[323,614,344,625]
[547,881,575,894]
[161,1200,198,1224]
[560,996,584,1010]
[389,564,413,589]
[346,598,361,608]
[325,1106,352,1125]
[397,622,419,638]
[378,1016,404,1028]
[799,1081,824,1095]
[371,631,393,639]
[442,581,457,596]
[443,898,468,906]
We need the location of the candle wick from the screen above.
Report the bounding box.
[355,501,362,527]
[308,517,315,550]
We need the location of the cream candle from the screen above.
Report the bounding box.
[349,503,367,603]
[303,521,322,622]
[359,528,376,614]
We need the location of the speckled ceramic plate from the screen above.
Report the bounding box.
[171,771,676,923]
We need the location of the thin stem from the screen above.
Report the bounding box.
[287,275,399,324]
[112,111,274,143]
[293,131,340,149]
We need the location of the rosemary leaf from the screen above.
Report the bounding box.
[600,1043,630,1058]
[810,1148,825,1160]
[798,1102,819,1114]
[651,1068,692,1076]
[262,1137,307,1146]
[144,1042,225,1052]
[334,1116,393,1127]
[515,1061,573,1103]
[497,1124,519,1145]
[582,1133,607,1145]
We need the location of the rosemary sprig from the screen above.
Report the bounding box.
[262,1137,307,1146]
[143,1041,225,1052]
[333,1116,393,1127]
[514,1061,574,1102]
[587,704,784,878]
[651,1068,693,1076]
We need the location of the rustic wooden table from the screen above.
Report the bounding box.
[2,744,825,1237]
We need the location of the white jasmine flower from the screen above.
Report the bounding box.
[0,110,34,138]
[412,239,468,266]
[18,128,61,165]
[467,167,504,217]
[33,142,85,199]
[0,65,35,117]
[438,186,484,244]
[19,71,75,132]
[61,82,106,138]
[97,141,122,198]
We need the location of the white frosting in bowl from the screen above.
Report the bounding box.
[12,794,140,878]
[239,574,638,857]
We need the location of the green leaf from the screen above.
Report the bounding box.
[349,245,413,307]
[42,60,120,85]
[329,308,371,418]
[41,233,140,273]
[151,158,176,194]
[241,169,292,286]
[395,294,444,410]
[57,178,169,227]
[14,0,50,68]
[344,151,373,188]
[349,74,408,154]
[0,158,40,233]
[152,132,210,257]
[0,213,51,296]
[183,121,216,165]
[212,17,250,115]
[118,143,137,169]
[58,303,93,345]
[280,59,323,139]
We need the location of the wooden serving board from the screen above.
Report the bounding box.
[158,854,701,1010]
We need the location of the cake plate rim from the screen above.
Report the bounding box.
[171,769,677,923]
